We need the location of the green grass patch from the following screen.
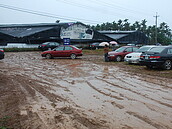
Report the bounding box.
[0,116,11,129]
[83,49,112,55]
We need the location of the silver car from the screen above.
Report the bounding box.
[124,45,158,64]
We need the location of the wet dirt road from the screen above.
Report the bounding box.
[0,52,172,129]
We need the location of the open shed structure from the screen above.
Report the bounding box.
[99,31,148,45]
[0,22,113,45]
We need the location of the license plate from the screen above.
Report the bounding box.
[145,56,149,59]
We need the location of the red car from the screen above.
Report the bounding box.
[107,46,138,62]
[0,49,4,60]
[41,45,83,59]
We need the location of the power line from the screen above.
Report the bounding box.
[57,0,131,17]
[58,0,152,19]
[0,4,100,24]
[87,0,149,15]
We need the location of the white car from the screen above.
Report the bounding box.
[124,45,157,64]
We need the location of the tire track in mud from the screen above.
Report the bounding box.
[9,74,71,128]
[95,76,172,109]
[19,78,109,128]
[86,81,124,100]
[11,70,109,128]
[10,73,67,104]
[126,111,171,129]
[87,75,172,129]
[110,74,170,92]
[123,72,172,89]
[86,77,171,129]
[109,74,172,102]
[57,106,109,129]
[111,73,172,105]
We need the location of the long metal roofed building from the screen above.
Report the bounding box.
[99,31,148,45]
[0,22,113,45]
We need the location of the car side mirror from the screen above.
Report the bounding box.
[123,50,127,53]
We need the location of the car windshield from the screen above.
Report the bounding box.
[136,46,152,52]
[115,47,126,52]
[148,47,165,53]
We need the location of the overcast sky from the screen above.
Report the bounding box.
[0,0,171,29]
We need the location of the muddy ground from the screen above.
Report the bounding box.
[0,51,172,129]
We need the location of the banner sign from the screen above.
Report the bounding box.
[63,38,70,45]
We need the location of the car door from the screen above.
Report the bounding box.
[64,46,73,57]
[52,46,65,57]
[122,47,133,58]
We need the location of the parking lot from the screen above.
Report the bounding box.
[0,51,172,129]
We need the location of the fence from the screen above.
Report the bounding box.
[0,43,39,48]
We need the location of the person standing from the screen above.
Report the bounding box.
[104,44,109,62]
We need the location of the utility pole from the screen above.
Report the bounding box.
[154,12,159,43]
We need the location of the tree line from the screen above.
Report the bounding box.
[90,19,172,45]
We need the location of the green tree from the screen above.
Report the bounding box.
[89,19,172,44]
[123,19,130,31]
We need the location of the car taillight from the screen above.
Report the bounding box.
[41,45,46,47]
[149,56,161,59]
[0,50,4,52]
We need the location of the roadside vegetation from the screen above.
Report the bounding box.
[3,47,39,52]
[0,116,11,129]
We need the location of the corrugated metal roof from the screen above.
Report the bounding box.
[104,34,128,40]
[0,27,54,37]
[0,22,87,38]
[0,22,84,28]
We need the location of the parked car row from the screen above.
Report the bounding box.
[106,45,172,70]
[1,42,171,70]
[124,45,159,64]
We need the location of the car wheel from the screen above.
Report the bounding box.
[45,54,52,59]
[162,60,172,70]
[115,56,122,62]
[70,54,76,59]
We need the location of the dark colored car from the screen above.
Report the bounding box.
[41,45,83,59]
[38,42,60,51]
[139,46,172,70]
[0,49,4,60]
[89,42,103,50]
[107,46,138,62]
